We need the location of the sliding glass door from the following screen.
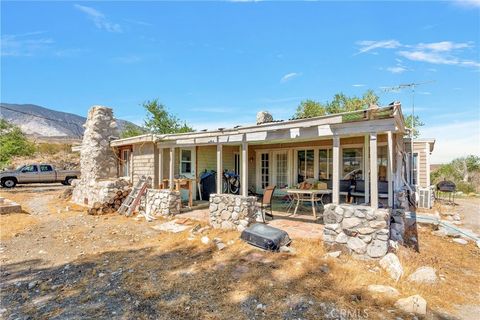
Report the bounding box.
[297,149,314,183]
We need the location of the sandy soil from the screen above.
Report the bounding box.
[1,184,479,319]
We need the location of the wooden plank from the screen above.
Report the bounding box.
[216,144,223,194]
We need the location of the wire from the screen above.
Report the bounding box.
[0,105,84,138]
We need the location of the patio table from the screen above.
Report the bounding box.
[286,189,332,218]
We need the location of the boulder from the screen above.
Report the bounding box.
[366,239,388,258]
[394,295,427,315]
[379,253,403,281]
[453,238,468,245]
[342,217,362,229]
[335,232,348,244]
[408,266,438,284]
[256,111,273,124]
[367,285,400,298]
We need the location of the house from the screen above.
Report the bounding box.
[110,102,418,209]
[404,138,436,189]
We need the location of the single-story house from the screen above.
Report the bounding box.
[109,102,435,210]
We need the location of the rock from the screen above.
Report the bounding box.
[476,240,480,248]
[256,303,266,310]
[370,220,387,229]
[394,295,427,315]
[324,251,342,258]
[408,266,438,284]
[453,214,461,221]
[280,246,296,254]
[453,238,468,245]
[367,239,388,258]
[28,281,38,289]
[320,264,330,273]
[98,272,106,278]
[357,227,375,235]
[325,223,341,232]
[379,253,403,281]
[347,237,367,254]
[216,242,226,250]
[256,111,273,124]
[201,236,210,244]
[376,233,389,241]
[367,285,400,298]
[342,217,362,229]
[335,232,348,244]
[359,235,372,243]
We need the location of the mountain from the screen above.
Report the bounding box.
[0,103,139,140]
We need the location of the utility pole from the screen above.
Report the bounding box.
[382,80,435,187]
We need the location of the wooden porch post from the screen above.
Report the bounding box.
[159,147,164,188]
[332,135,340,204]
[169,147,175,190]
[370,133,378,209]
[387,131,394,207]
[364,134,370,204]
[241,140,248,196]
[216,144,223,194]
[395,133,403,191]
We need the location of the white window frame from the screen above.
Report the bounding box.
[410,152,420,186]
[318,147,332,180]
[179,148,193,175]
[294,148,316,184]
[234,152,240,175]
[121,149,131,177]
[272,150,290,188]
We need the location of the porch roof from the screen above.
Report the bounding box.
[110,103,406,147]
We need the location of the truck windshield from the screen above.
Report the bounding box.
[16,166,24,171]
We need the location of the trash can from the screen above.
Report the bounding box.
[200,171,217,200]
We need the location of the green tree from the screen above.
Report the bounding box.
[120,123,146,139]
[431,155,480,193]
[0,119,35,168]
[294,90,380,118]
[404,114,424,138]
[143,99,193,134]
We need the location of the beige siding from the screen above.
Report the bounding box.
[132,142,158,186]
[405,141,430,188]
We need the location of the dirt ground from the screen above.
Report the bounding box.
[1,185,479,320]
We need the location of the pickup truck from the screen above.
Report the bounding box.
[0,164,80,188]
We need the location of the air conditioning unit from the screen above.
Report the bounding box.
[417,186,434,209]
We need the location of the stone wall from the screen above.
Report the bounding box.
[72,106,120,207]
[323,204,391,259]
[209,194,258,232]
[145,189,181,216]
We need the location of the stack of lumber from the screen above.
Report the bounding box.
[88,188,131,215]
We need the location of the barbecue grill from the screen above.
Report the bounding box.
[436,180,456,204]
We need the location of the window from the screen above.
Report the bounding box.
[319,149,332,180]
[410,153,419,186]
[22,165,37,173]
[297,149,314,183]
[180,149,192,174]
[377,146,388,182]
[234,153,240,175]
[342,148,363,179]
[39,165,53,172]
[260,152,270,189]
[121,149,130,177]
[275,152,288,188]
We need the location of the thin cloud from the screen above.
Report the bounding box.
[352,84,366,87]
[280,72,301,83]
[416,41,471,52]
[355,40,401,54]
[386,66,408,74]
[112,55,142,63]
[453,0,480,8]
[398,50,480,67]
[124,19,153,27]
[1,32,54,56]
[74,4,122,33]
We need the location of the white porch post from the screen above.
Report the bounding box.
[169,147,175,190]
[387,131,394,207]
[395,133,403,191]
[241,140,248,196]
[159,147,164,188]
[332,135,340,204]
[216,143,223,194]
[370,133,378,209]
[364,134,370,204]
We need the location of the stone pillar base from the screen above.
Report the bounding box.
[209,193,258,232]
[145,189,181,216]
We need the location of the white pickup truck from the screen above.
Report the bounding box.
[0,164,80,188]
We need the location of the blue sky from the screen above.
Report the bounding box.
[1,0,479,163]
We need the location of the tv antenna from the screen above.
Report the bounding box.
[381,80,435,187]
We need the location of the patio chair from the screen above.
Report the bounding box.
[259,185,276,223]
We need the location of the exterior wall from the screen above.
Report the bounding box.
[196,145,237,175]
[132,142,158,186]
[405,141,431,188]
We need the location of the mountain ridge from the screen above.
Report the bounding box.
[0,103,138,139]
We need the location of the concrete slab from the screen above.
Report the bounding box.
[0,197,22,214]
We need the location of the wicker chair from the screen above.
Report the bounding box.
[259,185,276,223]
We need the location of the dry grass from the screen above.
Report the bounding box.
[0,213,39,241]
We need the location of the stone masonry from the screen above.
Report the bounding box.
[145,189,181,216]
[323,204,391,259]
[209,194,258,232]
[72,106,120,207]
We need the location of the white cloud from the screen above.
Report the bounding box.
[416,41,471,52]
[280,72,301,83]
[386,66,407,74]
[453,0,480,8]
[398,50,480,67]
[74,4,122,33]
[352,84,365,87]
[1,32,53,56]
[355,40,401,54]
[420,120,480,163]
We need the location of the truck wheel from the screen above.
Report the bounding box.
[2,178,17,188]
[65,177,75,185]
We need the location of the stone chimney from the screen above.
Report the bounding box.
[256,111,273,125]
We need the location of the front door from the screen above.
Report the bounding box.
[179,148,196,201]
[256,151,270,194]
